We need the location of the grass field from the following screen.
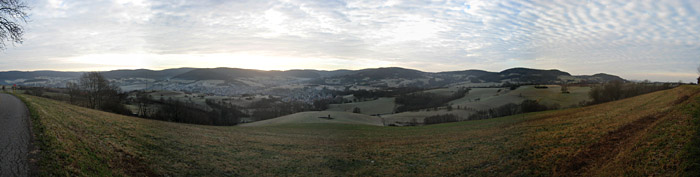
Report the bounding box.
[240,111,384,126]
[17,85,700,176]
[447,85,591,110]
[365,85,591,124]
[326,97,396,115]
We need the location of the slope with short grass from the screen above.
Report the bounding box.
[326,97,396,115]
[240,111,384,126]
[19,85,700,176]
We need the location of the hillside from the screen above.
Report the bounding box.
[17,86,700,176]
[240,111,384,127]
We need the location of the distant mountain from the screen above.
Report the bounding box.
[0,67,627,93]
[574,73,626,83]
[171,68,322,81]
[493,68,573,84]
[0,71,81,81]
[102,68,196,80]
[0,71,82,85]
[313,67,626,87]
[314,69,353,77]
[313,67,431,87]
[340,67,426,80]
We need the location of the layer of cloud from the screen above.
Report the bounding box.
[1,0,699,82]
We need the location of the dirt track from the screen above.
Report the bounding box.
[0,93,31,177]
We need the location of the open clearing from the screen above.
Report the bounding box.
[19,85,700,176]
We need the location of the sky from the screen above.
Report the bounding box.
[1,0,699,82]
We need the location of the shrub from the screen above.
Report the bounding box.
[352,107,361,113]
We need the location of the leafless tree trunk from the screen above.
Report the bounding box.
[66,82,80,104]
[0,0,29,50]
[79,72,112,109]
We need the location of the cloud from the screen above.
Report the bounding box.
[1,0,699,82]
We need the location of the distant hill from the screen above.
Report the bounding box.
[575,73,626,83]
[102,68,196,80]
[0,71,81,82]
[1,67,627,91]
[316,67,627,87]
[172,68,323,81]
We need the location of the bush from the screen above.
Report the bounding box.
[24,87,44,96]
[352,107,361,113]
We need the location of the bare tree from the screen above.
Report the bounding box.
[66,82,80,104]
[79,72,117,109]
[136,91,152,117]
[0,0,29,50]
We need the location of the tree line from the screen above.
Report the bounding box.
[59,72,250,126]
[588,80,675,105]
[395,87,470,112]
[467,99,555,120]
[66,72,131,115]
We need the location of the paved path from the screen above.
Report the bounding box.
[0,93,31,177]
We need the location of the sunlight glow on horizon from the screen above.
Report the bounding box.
[50,53,398,72]
[1,0,699,82]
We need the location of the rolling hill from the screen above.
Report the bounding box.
[101,68,196,80]
[1,67,625,88]
[15,85,700,176]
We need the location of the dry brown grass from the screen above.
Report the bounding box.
[19,85,700,176]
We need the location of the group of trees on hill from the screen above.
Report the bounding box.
[43,72,253,126]
[588,80,675,104]
[468,99,555,120]
[151,98,210,124]
[423,114,459,125]
[310,87,426,111]
[66,72,131,115]
[395,87,470,112]
[249,97,313,121]
[128,90,248,126]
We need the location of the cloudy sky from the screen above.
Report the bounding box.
[1,0,699,82]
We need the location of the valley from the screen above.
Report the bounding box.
[2,67,628,126]
[15,85,700,176]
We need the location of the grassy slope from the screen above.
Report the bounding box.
[381,85,590,124]
[326,97,396,115]
[19,85,700,176]
[240,111,384,127]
